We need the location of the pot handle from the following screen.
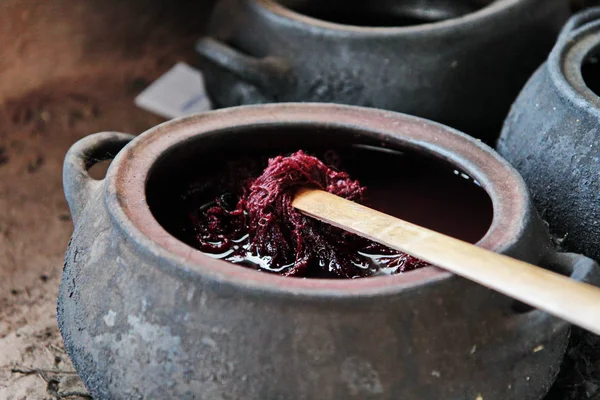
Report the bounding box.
[196,37,291,90]
[63,132,135,226]
[557,8,600,43]
[510,252,600,352]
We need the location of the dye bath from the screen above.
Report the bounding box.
[153,145,493,279]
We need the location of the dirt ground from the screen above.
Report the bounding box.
[0,73,166,400]
[0,1,213,398]
[0,0,599,399]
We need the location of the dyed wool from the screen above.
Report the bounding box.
[190,151,428,278]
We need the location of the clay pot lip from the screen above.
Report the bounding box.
[252,0,517,34]
[550,11,600,113]
[105,103,529,298]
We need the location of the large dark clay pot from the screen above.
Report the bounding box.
[195,0,569,142]
[60,104,600,399]
[498,8,600,262]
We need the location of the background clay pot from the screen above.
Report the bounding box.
[195,0,569,142]
[497,8,600,263]
[60,104,599,399]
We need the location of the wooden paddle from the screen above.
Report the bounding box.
[293,188,600,335]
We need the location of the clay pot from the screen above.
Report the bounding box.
[195,0,569,142]
[497,8,600,262]
[60,104,599,400]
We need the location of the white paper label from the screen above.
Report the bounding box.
[134,62,213,119]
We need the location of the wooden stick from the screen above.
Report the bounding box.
[293,188,600,335]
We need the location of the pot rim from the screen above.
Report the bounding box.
[252,0,519,34]
[551,10,600,113]
[105,103,528,297]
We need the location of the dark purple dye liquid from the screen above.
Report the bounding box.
[178,146,492,278]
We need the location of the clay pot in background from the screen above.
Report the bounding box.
[572,0,600,11]
[497,8,600,263]
[60,104,599,399]
[196,0,569,142]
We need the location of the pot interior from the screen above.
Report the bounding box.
[581,44,600,98]
[274,0,496,27]
[146,124,493,271]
